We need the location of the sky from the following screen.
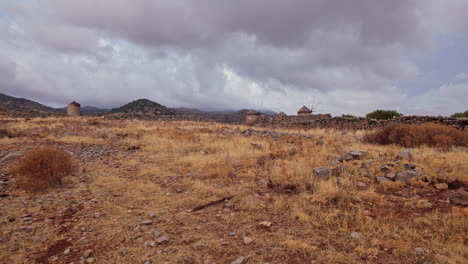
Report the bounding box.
[0,0,467,116]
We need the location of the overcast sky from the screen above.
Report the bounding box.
[0,0,467,115]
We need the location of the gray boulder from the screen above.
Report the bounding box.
[395,171,422,184]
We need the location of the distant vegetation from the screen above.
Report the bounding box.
[364,123,468,148]
[341,114,358,119]
[365,109,402,120]
[451,110,468,118]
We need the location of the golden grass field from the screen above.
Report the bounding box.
[0,116,467,264]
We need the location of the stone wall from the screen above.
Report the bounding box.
[254,114,468,130]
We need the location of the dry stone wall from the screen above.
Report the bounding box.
[254,114,468,130]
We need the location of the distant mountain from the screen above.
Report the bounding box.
[111,99,176,115]
[0,92,62,116]
[170,107,206,115]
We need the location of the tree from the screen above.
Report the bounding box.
[451,110,468,118]
[365,109,402,120]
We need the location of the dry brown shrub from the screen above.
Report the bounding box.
[363,123,468,148]
[11,147,77,192]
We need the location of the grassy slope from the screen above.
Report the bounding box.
[0,117,467,264]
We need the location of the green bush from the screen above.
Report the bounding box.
[341,114,358,119]
[365,109,402,120]
[451,111,468,118]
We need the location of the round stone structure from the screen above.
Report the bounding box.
[245,110,260,125]
[67,101,81,116]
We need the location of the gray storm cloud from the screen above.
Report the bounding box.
[0,0,467,114]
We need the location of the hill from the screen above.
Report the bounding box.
[56,106,110,115]
[111,99,176,115]
[0,93,62,116]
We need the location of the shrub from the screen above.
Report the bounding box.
[451,110,468,118]
[363,123,468,148]
[365,109,402,120]
[11,147,77,191]
[341,114,358,119]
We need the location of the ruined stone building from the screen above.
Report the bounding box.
[245,110,260,125]
[297,105,312,116]
[67,101,81,116]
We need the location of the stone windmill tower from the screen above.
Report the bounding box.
[67,101,81,116]
[245,110,260,125]
[297,105,312,116]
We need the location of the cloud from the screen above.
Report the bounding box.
[456,72,468,80]
[0,0,467,115]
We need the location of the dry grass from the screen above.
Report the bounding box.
[0,117,466,264]
[364,123,468,148]
[11,147,77,191]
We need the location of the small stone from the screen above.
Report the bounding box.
[148,212,156,218]
[313,167,331,179]
[356,182,366,187]
[385,172,397,180]
[347,151,365,160]
[50,256,59,261]
[155,235,169,244]
[395,171,422,184]
[143,262,152,264]
[380,164,394,172]
[414,247,424,253]
[83,249,93,258]
[229,231,236,236]
[259,221,272,228]
[140,220,153,225]
[231,256,246,264]
[404,163,416,170]
[350,232,362,240]
[183,256,193,263]
[397,149,413,161]
[449,188,468,207]
[434,183,448,190]
[85,258,95,263]
[64,249,71,255]
[422,202,432,208]
[243,237,254,245]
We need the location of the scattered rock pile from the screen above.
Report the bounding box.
[254,114,468,130]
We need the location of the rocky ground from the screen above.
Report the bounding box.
[0,117,467,264]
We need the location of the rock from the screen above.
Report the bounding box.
[380,164,394,172]
[85,258,95,263]
[331,165,347,176]
[0,152,22,163]
[376,177,390,184]
[313,167,331,179]
[395,171,422,184]
[449,188,468,207]
[350,232,362,240]
[337,154,353,162]
[414,247,424,253]
[148,212,156,218]
[243,237,254,245]
[397,149,413,161]
[231,256,247,264]
[140,220,153,225]
[143,262,152,264]
[356,182,367,187]
[183,256,193,263]
[347,151,366,160]
[259,221,272,228]
[83,249,93,258]
[155,235,169,245]
[434,183,448,190]
[385,172,397,180]
[50,256,59,261]
[229,232,236,236]
[404,163,416,170]
[64,249,71,255]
